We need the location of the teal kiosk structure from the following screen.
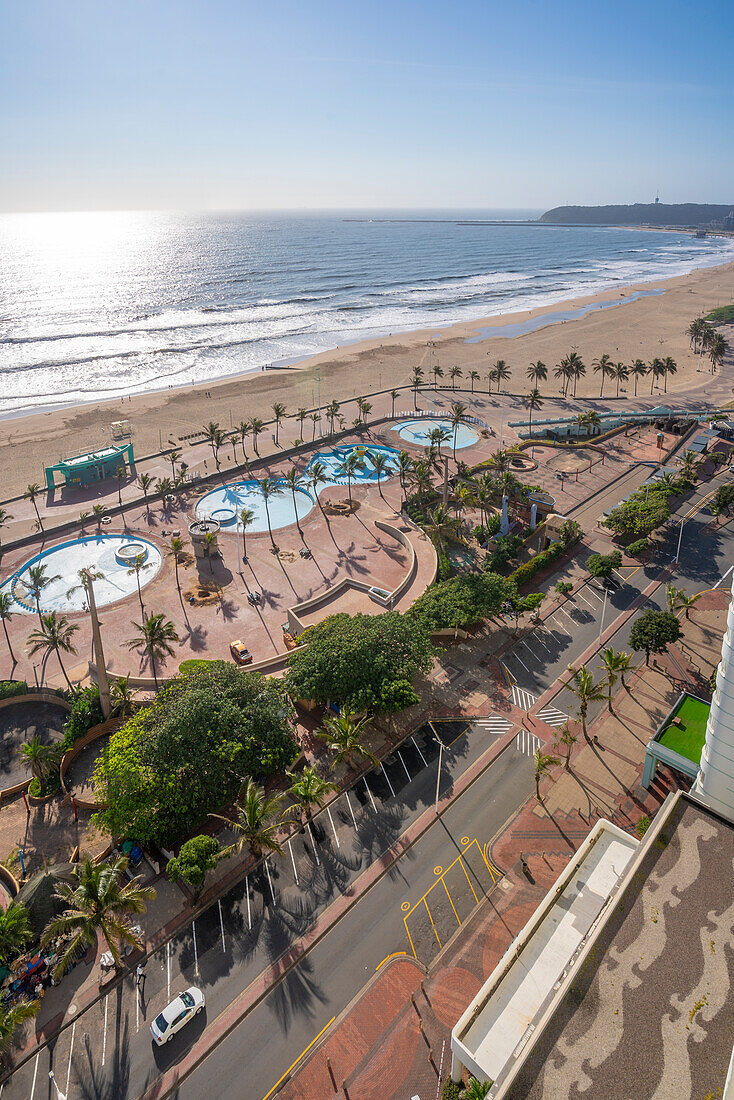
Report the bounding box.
[45,442,135,492]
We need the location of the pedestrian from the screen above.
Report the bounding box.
[136,962,146,990]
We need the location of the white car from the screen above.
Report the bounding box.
[150,987,205,1045]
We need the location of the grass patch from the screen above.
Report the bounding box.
[704,303,734,324]
[658,694,709,763]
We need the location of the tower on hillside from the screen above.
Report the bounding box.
[694,574,734,820]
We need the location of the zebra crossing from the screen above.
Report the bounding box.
[536,704,569,728]
[515,728,542,757]
[511,684,536,711]
[474,714,513,736]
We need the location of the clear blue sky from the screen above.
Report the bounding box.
[1,0,732,212]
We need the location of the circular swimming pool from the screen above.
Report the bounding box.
[394,418,479,449]
[1,535,163,614]
[195,480,314,533]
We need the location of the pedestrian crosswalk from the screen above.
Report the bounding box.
[537,705,568,728]
[475,715,513,735]
[511,684,536,711]
[515,728,542,757]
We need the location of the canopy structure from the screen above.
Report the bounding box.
[45,442,134,492]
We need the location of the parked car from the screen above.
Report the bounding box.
[230,640,253,665]
[150,987,205,1045]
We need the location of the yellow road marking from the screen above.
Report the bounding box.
[376,951,408,972]
[405,921,419,960]
[458,856,480,904]
[442,878,462,925]
[424,898,442,947]
[262,1016,336,1100]
[402,838,492,957]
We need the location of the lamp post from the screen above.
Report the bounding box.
[48,1071,66,1100]
[435,739,444,812]
[598,586,608,643]
[675,518,687,563]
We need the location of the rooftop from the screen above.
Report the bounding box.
[503,793,734,1100]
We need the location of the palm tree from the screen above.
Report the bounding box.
[525,388,544,438]
[0,903,32,966]
[259,476,283,549]
[649,357,665,393]
[236,419,251,462]
[109,673,135,718]
[667,584,702,620]
[204,421,222,466]
[0,593,16,666]
[283,468,306,535]
[592,353,614,398]
[389,389,399,417]
[534,749,560,803]
[425,504,464,556]
[317,709,377,771]
[612,361,628,397]
[287,766,338,828]
[578,410,602,437]
[0,506,13,558]
[493,360,511,392]
[308,460,332,519]
[272,402,287,444]
[409,459,434,499]
[18,734,53,791]
[92,503,106,531]
[555,725,578,771]
[125,613,178,690]
[167,535,188,595]
[0,999,40,1061]
[337,451,365,506]
[42,854,155,978]
[396,450,413,504]
[25,563,57,624]
[526,360,547,387]
[687,317,706,351]
[137,472,153,517]
[370,451,390,501]
[127,553,152,617]
[26,483,44,532]
[568,351,586,397]
[565,665,605,744]
[168,449,181,479]
[662,356,677,393]
[449,401,469,460]
[630,358,647,396]
[325,401,340,438]
[250,417,265,455]
[411,366,423,409]
[427,427,451,458]
[709,333,728,374]
[27,612,80,691]
[554,358,572,397]
[598,647,629,712]
[677,451,700,481]
[212,778,287,859]
[310,412,320,441]
[469,369,480,392]
[295,408,308,442]
[240,506,255,559]
[432,364,444,389]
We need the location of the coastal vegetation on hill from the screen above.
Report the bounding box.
[539,202,734,227]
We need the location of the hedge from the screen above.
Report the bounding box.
[509,540,564,587]
[0,681,28,700]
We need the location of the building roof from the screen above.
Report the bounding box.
[502,794,734,1100]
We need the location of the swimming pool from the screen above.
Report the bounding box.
[195,480,314,532]
[1,535,163,614]
[394,418,479,449]
[308,444,400,487]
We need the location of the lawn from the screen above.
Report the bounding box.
[658,694,710,763]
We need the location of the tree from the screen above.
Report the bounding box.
[94,664,297,846]
[612,361,628,397]
[449,401,469,460]
[168,449,181,480]
[0,903,32,967]
[326,400,340,437]
[425,504,464,558]
[250,417,265,454]
[370,451,390,501]
[687,317,707,352]
[92,503,106,531]
[0,507,13,560]
[41,855,155,978]
[213,778,288,860]
[283,468,306,536]
[237,420,251,462]
[27,611,79,692]
[166,836,220,898]
[239,506,255,560]
[127,552,152,617]
[408,572,516,634]
[649,357,665,393]
[534,749,560,802]
[713,483,734,518]
[286,611,435,713]
[204,421,223,468]
[259,476,283,549]
[662,356,677,392]
[287,766,338,826]
[0,592,16,666]
[555,725,578,771]
[125,613,179,690]
[433,364,444,389]
[337,450,365,506]
[494,359,511,392]
[272,402,287,444]
[469,369,480,392]
[411,366,423,409]
[310,412,320,441]
[109,673,135,718]
[526,360,547,386]
[396,451,413,505]
[629,609,682,665]
[26,483,44,532]
[630,358,647,396]
[25,562,59,622]
[137,472,153,517]
[592,353,614,398]
[554,581,573,600]
[585,550,622,580]
[677,451,701,482]
[0,1000,40,1061]
[524,388,544,437]
[18,734,55,793]
[598,647,629,711]
[115,463,127,511]
[308,460,332,520]
[565,665,605,744]
[460,1079,491,1100]
[317,709,377,771]
[389,388,399,417]
[167,536,188,595]
[709,332,729,374]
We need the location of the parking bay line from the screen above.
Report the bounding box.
[397,749,411,781]
[66,1020,76,1093]
[29,1054,39,1100]
[193,919,199,977]
[363,776,377,811]
[287,838,300,885]
[218,899,226,952]
[102,994,108,1066]
[345,790,358,830]
[326,806,341,848]
[411,734,428,767]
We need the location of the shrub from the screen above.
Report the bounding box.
[442,1081,462,1100]
[586,550,622,579]
[167,835,220,895]
[484,533,523,573]
[555,581,573,597]
[29,772,61,799]
[626,538,649,557]
[61,685,104,751]
[635,815,651,837]
[508,541,564,587]
[409,573,517,633]
[0,681,28,700]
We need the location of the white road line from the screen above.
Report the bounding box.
[345,791,358,830]
[411,735,428,767]
[29,1054,39,1100]
[510,650,534,676]
[363,776,377,811]
[192,919,199,976]
[551,615,567,633]
[520,639,542,663]
[558,605,577,623]
[136,978,140,1031]
[326,805,341,848]
[218,899,226,952]
[380,761,396,798]
[534,631,552,652]
[287,837,300,885]
[167,940,171,1000]
[102,995,108,1066]
[264,857,277,902]
[245,875,252,930]
[575,591,595,609]
[396,749,411,780]
[66,1020,76,1093]
[714,564,734,588]
[307,822,321,867]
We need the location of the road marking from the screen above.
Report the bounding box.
[192,919,200,976]
[287,838,300,885]
[136,977,139,1031]
[307,822,321,867]
[66,1020,76,1093]
[551,614,568,633]
[363,776,377,811]
[441,878,461,925]
[375,951,408,971]
[520,639,542,664]
[380,761,396,798]
[264,858,276,904]
[397,749,411,780]
[537,705,569,727]
[515,728,542,757]
[575,590,596,609]
[476,715,512,734]
[557,605,576,624]
[218,899,226,953]
[403,839,487,958]
[29,1054,39,1100]
[345,790,358,830]
[167,940,171,999]
[326,805,341,848]
[424,898,442,946]
[714,564,734,588]
[261,1016,336,1100]
[102,994,108,1066]
[511,684,536,711]
[533,630,552,652]
[458,856,480,905]
[245,875,252,931]
[411,734,428,767]
[509,650,534,676]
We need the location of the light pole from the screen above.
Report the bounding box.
[499,393,505,450]
[48,1071,67,1100]
[598,585,608,643]
[435,739,444,812]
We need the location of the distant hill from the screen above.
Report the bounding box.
[539,203,734,228]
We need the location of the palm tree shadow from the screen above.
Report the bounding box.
[72,1014,131,1100]
[268,951,327,1033]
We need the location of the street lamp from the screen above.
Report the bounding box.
[48,1071,66,1100]
[434,738,444,812]
[598,585,609,643]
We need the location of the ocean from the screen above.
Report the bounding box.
[1,209,732,417]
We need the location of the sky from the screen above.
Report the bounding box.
[1,0,733,213]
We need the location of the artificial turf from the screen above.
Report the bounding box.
[658,694,710,763]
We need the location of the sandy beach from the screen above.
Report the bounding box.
[2,258,733,503]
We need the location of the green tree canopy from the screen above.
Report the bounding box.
[166,835,220,895]
[713,483,734,516]
[93,662,297,846]
[585,550,622,579]
[629,609,683,665]
[408,573,516,634]
[286,611,435,713]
